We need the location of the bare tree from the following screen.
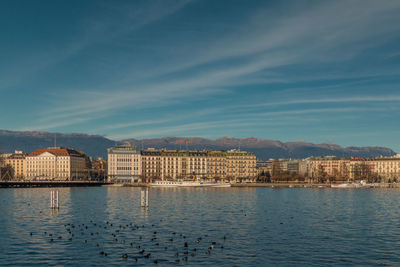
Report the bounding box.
[317,164,327,183]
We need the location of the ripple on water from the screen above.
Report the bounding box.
[1,187,400,266]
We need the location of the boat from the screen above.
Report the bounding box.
[149,179,231,188]
[331,180,372,188]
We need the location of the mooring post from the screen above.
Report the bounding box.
[50,191,53,208]
[50,190,59,209]
[146,187,149,207]
[141,188,149,208]
[141,189,145,207]
[56,191,59,209]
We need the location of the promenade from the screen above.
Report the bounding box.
[0,181,110,188]
[1,181,398,188]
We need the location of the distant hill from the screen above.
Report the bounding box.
[0,130,395,160]
[122,137,395,160]
[0,130,115,159]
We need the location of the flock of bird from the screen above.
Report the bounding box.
[32,218,228,264]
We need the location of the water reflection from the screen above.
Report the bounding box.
[1,187,400,265]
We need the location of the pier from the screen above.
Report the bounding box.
[0,181,110,188]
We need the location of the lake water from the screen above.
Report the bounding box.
[1,187,400,266]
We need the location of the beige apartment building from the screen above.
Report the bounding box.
[309,156,400,181]
[141,148,257,181]
[141,149,208,181]
[107,145,141,183]
[141,149,162,181]
[208,151,227,179]
[311,158,351,178]
[26,147,87,180]
[372,158,400,181]
[226,149,257,180]
[186,151,208,179]
[5,151,26,179]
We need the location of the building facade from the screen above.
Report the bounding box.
[307,156,400,182]
[140,148,257,182]
[374,158,400,180]
[107,145,141,183]
[26,147,88,180]
[256,160,273,176]
[226,150,257,180]
[5,151,27,179]
[208,151,227,179]
[91,158,107,181]
[141,149,162,181]
[311,157,351,179]
[141,149,208,181]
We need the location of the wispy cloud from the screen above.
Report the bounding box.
[142,0,400,79]
[109,107,379,140]
[236,95,400,110]
[0,0,192,91]
[5,0,400,150]
[40,0,400,122]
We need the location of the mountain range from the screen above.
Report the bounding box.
[0,130,395,161]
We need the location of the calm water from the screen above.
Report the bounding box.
[1,187,400,266]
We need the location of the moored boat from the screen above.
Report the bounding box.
[149,179,231,188]
[331,180,372,188]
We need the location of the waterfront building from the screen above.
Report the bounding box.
[141,149,162,181]
[287,160,300,173]
[256,160,273,176]
[159,150,185,180]
[348,158,376,180]
[298,158,313,177]
[141,149,208,181]
[308,156,400,182]
[92,158,107,171]
[140,148,257,182]
[310,157,351,180]
[26,147,88,180]
[0,153,12,165]
[107,145,141,183]
[208,151,227,179]
[226,149,257,181]
[161,150,207,180]
[373,158,400,181]
[276,159,289,173]
[186,150,208,179]
[91,158,107,181]
[5,151,27,179]
[0,153,6,167]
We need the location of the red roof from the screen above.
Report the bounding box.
[28,148,83,157]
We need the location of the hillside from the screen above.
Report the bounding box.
[0,130,393,160]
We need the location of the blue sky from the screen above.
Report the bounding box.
[1,0,400,151]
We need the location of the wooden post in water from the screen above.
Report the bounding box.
[140,189,144,207]
[141,188,149,208]
[146,187,149,207]
[50,190,59,209]
[56,191,59,209]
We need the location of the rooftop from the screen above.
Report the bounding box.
[28,147,84,157]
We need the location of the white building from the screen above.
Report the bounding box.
[107,145,141,183]
[26,147,87,180]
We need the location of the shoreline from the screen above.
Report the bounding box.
[109,182,400,188]
[1,181,399,188]
[0,181,110,188]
